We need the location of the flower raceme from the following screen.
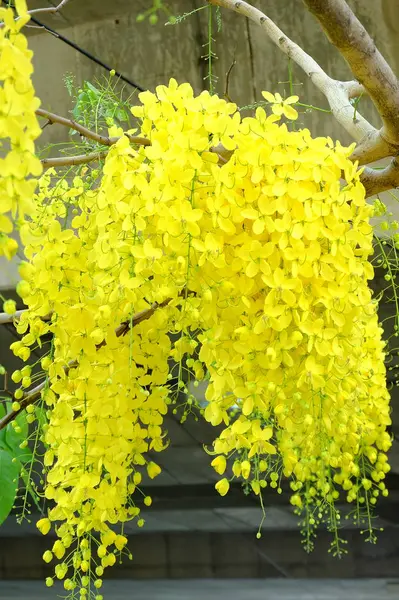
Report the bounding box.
[5,75,391,592]
[0,0,42,259]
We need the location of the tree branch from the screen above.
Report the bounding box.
[0,381,45,430]
[302,0,399,145]
[350,129,399,166]
[210,0,399,196]
[0,0,71,28]
[207,0,376,146]
[23,0,71,16]
[36,109,150,147]
[36,109,229,168]
[341,80,365,100]
[0,310,28,325]
[41,151,109,169]
[361,159,399,197]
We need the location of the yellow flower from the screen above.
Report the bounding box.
[147,461,161,479]
[3,71,388,592]
[42,551,53,563]
[215,478,230,496]
[211,455,227,475]
[36,518,51,535]
[262,91,299,119]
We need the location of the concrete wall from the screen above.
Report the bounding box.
[28,0,398,148]
[1,529,399,579]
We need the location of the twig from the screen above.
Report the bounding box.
[0,381,45,430]
[41,151,108,169]
[0,310,52,326]
[0,0,70,29]
[224,58,237,102]
[0,310,28,326]
[25,0,72,16]
[36,108,227,167]
[36,109,150,148]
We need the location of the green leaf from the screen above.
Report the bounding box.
[0,402,7,450]
[0,448,19,525]
[85,81,101,96]
[115,109,129,123]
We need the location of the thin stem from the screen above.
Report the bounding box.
[36,109,150,148]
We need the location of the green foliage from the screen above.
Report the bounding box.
[166,5,208,26]
[0,448,19,526]
[0,403,19,525]
[0,399,41,524]
[136,0,172,25]
[65,75,132,133]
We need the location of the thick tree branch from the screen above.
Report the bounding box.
[350,130,399,166]
[302,0,399,145]
[210,0,399,196]
[361,159,399,197]
[341,81,365,100]
[207,0,376,146]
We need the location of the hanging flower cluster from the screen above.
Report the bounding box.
[6,78,391,594]
[14,169,172,595]
[197,103,391,537]
[0,0,42,260]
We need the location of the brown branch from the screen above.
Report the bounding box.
[0,298,177,431]
[361,159,399,197]
[302,0,399,145]
[350,130,399,166]
[0,381,46,430]
[36,109,228,168]
[42,151,108,169]
[224,58,237,102]
[36,109,150,148]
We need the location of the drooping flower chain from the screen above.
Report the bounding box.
[0,0,42,260]
[10,79,390,594]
